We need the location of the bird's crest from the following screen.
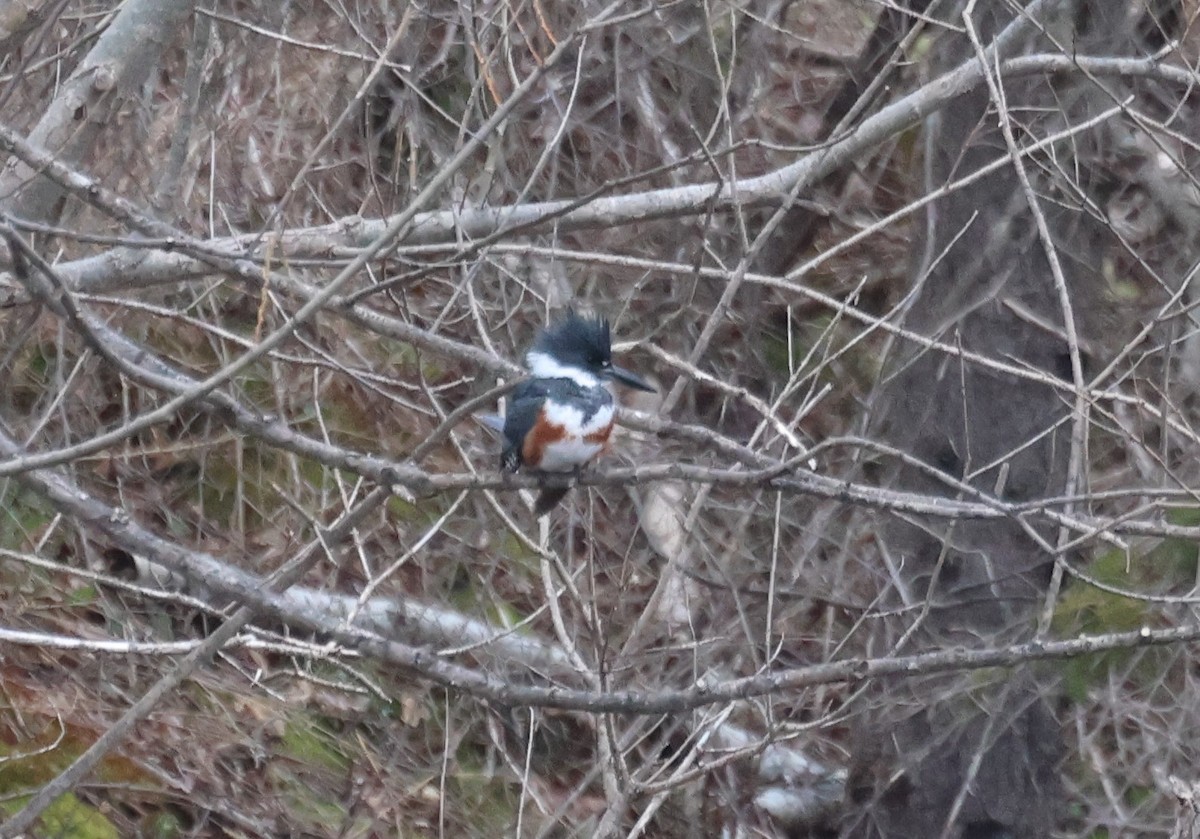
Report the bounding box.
[530,310,612,368]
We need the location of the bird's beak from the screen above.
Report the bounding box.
[606,364,656,393]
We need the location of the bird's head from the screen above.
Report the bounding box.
[526,310,655,392]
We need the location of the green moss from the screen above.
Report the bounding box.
[1053,521,1199,702]
[386,493,464,528]
[0,488,55,549]
[8,343,56,413]
[269,716,380,834]
[1051,551,1149,638]
[447,579,528,633]
[495,530,540,574]
[278,718,351,774]
[236,365,278,411]
[1124,783,1153,808]
[298,459,338,493]
[0,718,127,839]
[194,455,247,524]
[426,65,475,116]
[305,398,379,449]
[449,751,519,834]
[67,584,100,607]
[761,313,876,390]
[145,811,187,839]
[276,786,349,831]
[0,792,121,839]
[191,443,286,531]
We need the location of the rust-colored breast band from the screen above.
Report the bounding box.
[583,420,613,454]
[522,409,569,467]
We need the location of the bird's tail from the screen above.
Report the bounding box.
[474,412,505,433]
[533,486,571,515]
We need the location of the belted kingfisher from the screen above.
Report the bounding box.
[500,311,655,514]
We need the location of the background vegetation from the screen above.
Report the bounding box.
[1,0,1199,836]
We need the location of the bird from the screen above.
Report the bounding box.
[499,310,655,514]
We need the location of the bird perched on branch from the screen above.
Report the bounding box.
[498,311,655,514]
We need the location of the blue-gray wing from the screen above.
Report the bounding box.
[501,381,551,471]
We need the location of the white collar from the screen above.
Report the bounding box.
[526,351,600,388]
